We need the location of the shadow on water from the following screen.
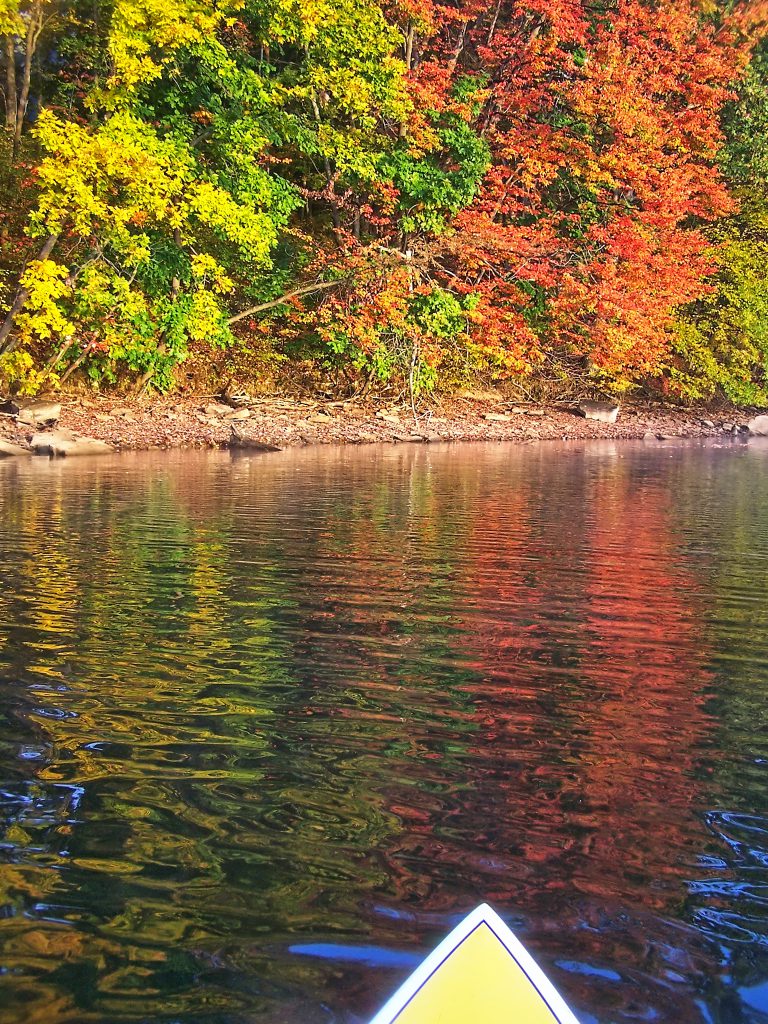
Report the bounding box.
[1,441,768,1021]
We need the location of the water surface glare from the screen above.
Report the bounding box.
[1,440,768,1023]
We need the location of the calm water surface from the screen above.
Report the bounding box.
[1,440,768,1023]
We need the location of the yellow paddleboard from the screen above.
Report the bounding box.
[369,904,580,1024]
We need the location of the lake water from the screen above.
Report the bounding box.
[1,440,768,1023]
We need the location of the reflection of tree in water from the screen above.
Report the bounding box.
[1,446,767,1023]
[0,451,457,1021]
[367,451,729,1021]
[570,468,723,1019]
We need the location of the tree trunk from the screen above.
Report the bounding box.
[4,35,16,134]
[58,343,91,384]
[399,24,415,139]
[133,343,166,394]
[486,0,502,44]
[447,22,468,74]
[13,2,44,160]
[171,227,182,299]
[0,232,59,354]
[308,69,340,230]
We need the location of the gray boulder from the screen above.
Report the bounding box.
[748,415,768,436]
[578,401,620,424]
[229,425,280,452]
[0,438,31,457]
[30,428,114,457]
[204,402,233,418]
[11,399,62,426]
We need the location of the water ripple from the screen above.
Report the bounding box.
[1,443,768,1022]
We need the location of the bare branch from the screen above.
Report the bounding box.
[227,280,340,324]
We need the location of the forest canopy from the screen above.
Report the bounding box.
[0,0,767,401]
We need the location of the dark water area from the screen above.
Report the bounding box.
[1,440,768,1023]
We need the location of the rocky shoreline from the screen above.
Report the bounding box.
[0,393,765,456]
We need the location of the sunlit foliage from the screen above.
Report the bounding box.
[672,38,768,405]
[0,0,766,395]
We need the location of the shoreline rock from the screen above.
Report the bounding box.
[229,424,281,452]
[0,438,32,457]
[30,428,115,457]
[11,399,62,426]
[578,401,620,424]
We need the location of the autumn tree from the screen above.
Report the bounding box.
[673,32,768,404]
[282,0,765,396]
[0,0,765,396]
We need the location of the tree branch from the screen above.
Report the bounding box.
[227,280,340,325]
[0,232,59,354]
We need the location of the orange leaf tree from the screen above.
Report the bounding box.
[293,0,762,394]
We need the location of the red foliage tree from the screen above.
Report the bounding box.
[439,0,755,383]
[300,0,768,391]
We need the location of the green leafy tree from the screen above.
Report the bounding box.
[0,0,304,388]
[672,41,768,405]
[0,0,417,390]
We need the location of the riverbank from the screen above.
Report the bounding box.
[0,392,759,453]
